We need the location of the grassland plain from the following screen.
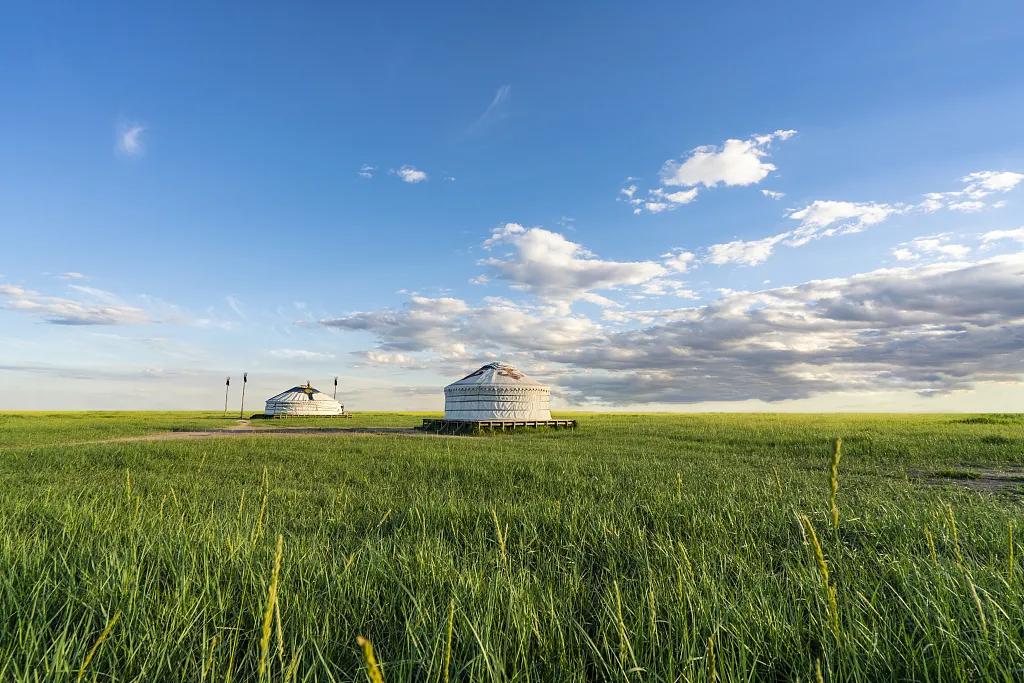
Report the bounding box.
[0,412,1022,682]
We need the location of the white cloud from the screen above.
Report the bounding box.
[355,350,425,369]
[890,234,970,262]
[269,348,336,361]
[921,170,1023,213]
[786,200,902,246]
[626,130,796,214]
[319,251,1024,405]
[662,250,696,273]
[59,272,88,280]
[705,234,787,266]
[395,165,428,183]
[0,283,149,325]
[981,227,1024,244]
[552,253,1024,404]
[480,223,666,308]
[358,164,376,179]
[661,130,796,189]
[321,295,602,360]
[116,123,146,157]
[466,84,511,135]
[761,190,785,200]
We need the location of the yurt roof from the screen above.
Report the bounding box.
[267,385,335,402]
[446,362,545,389]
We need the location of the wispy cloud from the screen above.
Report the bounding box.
[394,165,428,183]
[891,233,971,262]
[704,168,1022,266]
[466,84,511,135]
[225,295,246,320]
[357,164,376,179]
[0,283,149,325]
[269,348,336,361]
[116,122,146,157]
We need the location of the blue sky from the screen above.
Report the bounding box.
[2,1,1024,410]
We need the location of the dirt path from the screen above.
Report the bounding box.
[3,424,463,451]
[109,425,462,443]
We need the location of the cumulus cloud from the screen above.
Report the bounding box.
[786,200,903,246]
[761,190,785,200]
[551,253,1024,404]
[395,165,428,183]
[921,170,1023,213]
[705,234,787,266]
[981,227,1024,244]
[480,223,667,308]
[116,123,146,157]
[703,168,1021,267]
[662,130,796,188]
[625,130,796,214]
[0,283,149,325]
[269,348,336,361]
[321,295,601,359]
[318,252,1024,405]
[891,234,970,262]
[705,200,905,266]
[662,250,696,273]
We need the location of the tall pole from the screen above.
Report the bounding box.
[224,376,230,415]
[239,372,247,418]
[333,376,338,400]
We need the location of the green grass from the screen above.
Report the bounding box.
[0,412,1022,681]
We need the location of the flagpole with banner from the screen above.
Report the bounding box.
[224,377,231,415]
[239,372,247,418]
[334,376,338,400]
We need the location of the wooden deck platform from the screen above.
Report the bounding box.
[419,418,577,434]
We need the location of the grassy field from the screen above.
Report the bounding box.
[0,412,1022,681]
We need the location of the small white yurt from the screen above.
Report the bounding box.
[444,362,551,421]
[264,383,343,417]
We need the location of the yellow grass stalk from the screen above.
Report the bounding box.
[613,580,638,673]
[443,600,455,683]
[284,651,301,682]
[924,528,938,564]
[356,635,385,683]
[705,634,716,683]
[124,468,132,500]
[258,534,284,679]
[829,438,842,531]
[275,598,285,664]
[202,634,219,681]
[76,610,121,683]
[965,570,988,637]
[799,515,840,640]
[772,466,783,497]
[815,658,824,683]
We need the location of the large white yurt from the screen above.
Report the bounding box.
[264,383,343,416]
[444,362,551,420]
